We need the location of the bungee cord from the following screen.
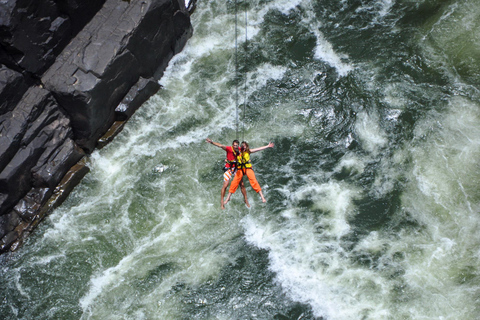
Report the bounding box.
[234,0,248,141]
[234,0,239,140]
[243,4,248,142]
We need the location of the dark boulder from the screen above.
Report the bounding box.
[0,64,28,115]
[0,0,105,75]
[115,77,161,121]
[54,0,107,36]
[32,138,84,190]
[48,157,90,212]
[13,187,50,220]
[0,211,21,240]
[42,0,193,152]
[0,86,51,174]
[0,85,83,216]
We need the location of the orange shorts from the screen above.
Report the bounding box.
[229,168,261,194]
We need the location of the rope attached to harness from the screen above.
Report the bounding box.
[243,5,248,142]
[234,0,248,141]
[235,0,239,140]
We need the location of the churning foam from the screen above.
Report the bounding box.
[245,63,287,95]
[355,110,387,155]
[419,0,480,84]
[389,96,480,319]
[243,179,382,319]
[313,29,353,77]
[298,1,354,77]
[241,87,480,320]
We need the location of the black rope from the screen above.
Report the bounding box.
[242,3,248,142]
[234,0,249,141]
[235,0,239,140]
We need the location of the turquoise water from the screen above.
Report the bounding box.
[2,0,480,319]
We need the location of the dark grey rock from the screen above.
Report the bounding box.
[0,85,82,216]
[0,86,51,173]
[173,9,193,55]
[32,138,84,189]
[115,77,161,121]
[0,130,51,213]
[0,229,20,252]
[54,0,106,36]
[0,0,106,75]
[97,121,126,149]
[49,157,89,211]
[42,0,192,152]
[1,157,88,253]
[0,65,28,115]
[0,0,70,74]
[0,211,21,239]
[13,188,50,221]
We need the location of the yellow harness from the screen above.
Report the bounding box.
[236,152,252,171]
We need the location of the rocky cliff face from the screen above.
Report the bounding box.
[0,0,193,253]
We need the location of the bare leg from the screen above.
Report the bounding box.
[258,190,266,203]
[224,192,232,206]
[220,179,229,209]
[239,180,250,207]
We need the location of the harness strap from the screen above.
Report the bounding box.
[236,154,251,174]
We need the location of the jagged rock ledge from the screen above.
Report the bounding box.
[0,0,195,254]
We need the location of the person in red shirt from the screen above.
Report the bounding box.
[206,138,248,209]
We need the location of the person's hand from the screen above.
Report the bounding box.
[206,138,212,144]
[268,142,274,148]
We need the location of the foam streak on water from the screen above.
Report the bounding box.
[1,0,480,319]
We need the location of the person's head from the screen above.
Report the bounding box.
[240,141,250,153]
[232,140,240,152]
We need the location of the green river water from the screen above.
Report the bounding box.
[2,0,480,319]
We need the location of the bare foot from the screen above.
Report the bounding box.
[221,202,225,210]
[259,191,266,203]
[224,195,231,206]
[245,200,251,208]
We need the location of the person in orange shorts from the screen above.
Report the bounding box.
[224,141,274,206]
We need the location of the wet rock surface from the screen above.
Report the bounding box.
[0,0,106,75]
[0,0,193,254]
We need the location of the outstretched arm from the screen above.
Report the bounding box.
[206,138,228,151]
[250,142,274,153]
